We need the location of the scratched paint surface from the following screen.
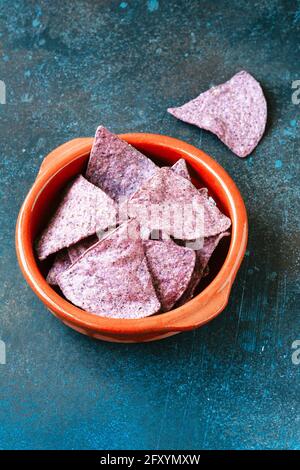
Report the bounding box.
[0,0,299,450]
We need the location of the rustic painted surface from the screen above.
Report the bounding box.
[0,0,299,450]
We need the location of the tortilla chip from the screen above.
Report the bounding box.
[197,187,231,235]
[57,219,161,319]
[171,158,191,181]
[144,239,196,312]
[46,249,71,286]
[168,71,267,158]
[177,231,230,305]
[36,175,116,260]
[171,165,230,240]
[68,234,99,263]
[127,167,228,239]
[85,126,157,201]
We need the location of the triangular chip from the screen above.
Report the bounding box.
[36,175,116,260]
[144,239,196,312]
[197,187,231,235]
[177,231,230,305]
[46,249,71,286]
[57,219,161,319]
[85,126,157,201]
[171,158,191,181]
[68,234,99,263]
[168,71,267,158]
[127,167,228,239]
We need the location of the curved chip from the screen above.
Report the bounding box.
[168,71,267,158]
[85,126,157,201]
[144,239,196,312]
[57,219,161,319]
[36,175,116,260]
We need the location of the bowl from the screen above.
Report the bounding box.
[16,133,248,343]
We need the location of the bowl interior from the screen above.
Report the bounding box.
[31,139,231,299]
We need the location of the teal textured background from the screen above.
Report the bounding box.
[0,0,299,449]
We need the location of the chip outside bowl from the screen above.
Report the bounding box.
[16,134,248,343]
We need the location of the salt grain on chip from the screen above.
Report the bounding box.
[57,219,161,319]
[168,70,267,158]
[144,239,196,312]
[36,175,116,260]
[85,126,157,201]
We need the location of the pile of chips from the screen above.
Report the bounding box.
[37,126,231,319]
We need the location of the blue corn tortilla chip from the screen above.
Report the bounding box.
[85,126,157,202]
[57,219,161,319]
[197,187,231,236]
[36,175,117,260]
[168,71,267,158]
[143,239,196,312]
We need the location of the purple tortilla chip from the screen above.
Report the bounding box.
[197,187,231,235]
[144,239,196,312]
[46,249,71,286]
[68,234,99,263]
[177,231,230,305]
[171,166,230,239]
[57,219,161,319]
[168,71,267,158]
[171,158,191,181]
[85,126,157,201]
[127,167,229,239]
[36,175,116,260]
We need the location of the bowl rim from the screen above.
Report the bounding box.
[16,133,248,335]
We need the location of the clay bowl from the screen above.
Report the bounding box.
[16,133,248,342]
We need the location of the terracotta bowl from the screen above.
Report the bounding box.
[16,134,248,343]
